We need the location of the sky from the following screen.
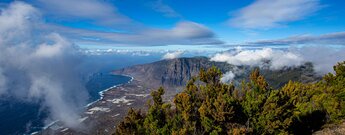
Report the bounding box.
[1,0,345,51]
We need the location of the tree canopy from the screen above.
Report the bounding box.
[115,62,345,135]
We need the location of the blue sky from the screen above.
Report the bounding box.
[1,0,345,50]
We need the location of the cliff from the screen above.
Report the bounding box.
[113,57,320,94]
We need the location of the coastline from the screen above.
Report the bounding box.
[39,73,134,134]
[86,74,134,107]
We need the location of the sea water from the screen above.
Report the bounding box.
[0,74,131,135]
[0,54,160,135]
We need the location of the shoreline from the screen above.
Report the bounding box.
[39,74,134,134]
[86,74,134,107]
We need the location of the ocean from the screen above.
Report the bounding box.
[85,73,132,105]
[0,74,131,135]
[0,54,161,135]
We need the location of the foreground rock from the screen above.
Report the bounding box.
[314,122,345,135]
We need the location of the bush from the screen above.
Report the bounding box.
[115,62,345,135]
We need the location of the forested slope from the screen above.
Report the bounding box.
[114,61,345,135]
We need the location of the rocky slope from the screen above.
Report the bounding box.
[113,57,320,94]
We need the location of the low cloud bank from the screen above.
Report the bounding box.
[211,48,303,70]
[0,2,88,128]
[220,71,235,83]
[211,47,345,75]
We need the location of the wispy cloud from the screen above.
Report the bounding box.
[22,0,223,46]
[220,71,235,83]
[0,1,88,128]
[247,32,345,46]
[151,0,181,18]
[229,0,321,29]
[50,21,224,46]
[35,0,130,25]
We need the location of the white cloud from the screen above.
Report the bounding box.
[221,71,235,83]
[0,2,88,128]
[300,46,345,74]
[133,21,222,45]
[211,46,345,75]
[0,1,39,44]
[162,50,184,59]
[34,33,71,58]
[170,21,213,38]
[211,48,303,70]
[229,0,320,29]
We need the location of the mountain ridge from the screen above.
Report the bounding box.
[113,57,320,95]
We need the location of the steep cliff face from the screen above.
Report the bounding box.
[113,57,320,92]
[113,57,232,90]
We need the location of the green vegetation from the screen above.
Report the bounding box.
[115,61,345,135]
